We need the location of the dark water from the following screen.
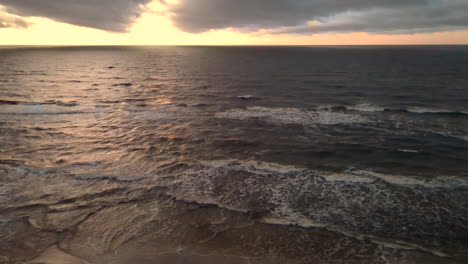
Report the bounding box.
[0,46,467,263]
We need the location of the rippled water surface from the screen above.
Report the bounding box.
[1,46,468,263]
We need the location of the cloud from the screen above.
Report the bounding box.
[0,0,152,32]
[0,11,30,28]
[0,0,466,35]
[164,0,468,34]
[0,16,29,29]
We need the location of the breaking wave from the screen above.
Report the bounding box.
[216,107,369,126]
[344,103,468,116]
[159,159,468,256]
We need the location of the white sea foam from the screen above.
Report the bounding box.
[216,107,368,126]
[398,149,419,153]
[196,159,468,189]
[161,159,467,257]
[346,103,468,115]
[199,159,304,175]
[325,169,468,188]
[323,173,375,183]
[346,103,386,112]
[237,95,258,100]
[163,159,468,229]
[408,107,468,115]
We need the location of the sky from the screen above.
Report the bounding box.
[1,0,468,45]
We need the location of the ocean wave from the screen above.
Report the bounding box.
[73,175,143,183]
[198,159,304,175]
[113,83,133,87]
[407,107,468,116]
[216,107,369,126]
[343,103,468,116]
[160,159,468,255]
[424,130,468,142]
[259,217,450,257]
[237,95,260,100]
[0,100,78,107]
[177,103,209,107]
[0,104,91,115]
[0,100,19,105]
[397,149,419,153]
[345,103,386,112]
[324,168,468,188]
[183,159,468,192]
[3,161,466,259]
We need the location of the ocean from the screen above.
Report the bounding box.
[0,46,467,263]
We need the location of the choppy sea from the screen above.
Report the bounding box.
[1,46,468,263]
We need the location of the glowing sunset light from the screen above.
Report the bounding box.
[0,0,467,45]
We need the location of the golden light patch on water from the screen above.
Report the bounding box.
[148,98,172,105]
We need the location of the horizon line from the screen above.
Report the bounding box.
[1,44,468,47]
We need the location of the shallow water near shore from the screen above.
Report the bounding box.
[1,46,468,263]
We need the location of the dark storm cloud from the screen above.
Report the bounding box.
[164,0,468,34]
[0,12,30,28]
[0,0,152,32]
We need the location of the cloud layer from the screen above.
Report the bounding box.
[0,0,467,35]
[0,11,30,28]
[0,0,152,32]
[164,0,468,34]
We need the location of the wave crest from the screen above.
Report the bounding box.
[216,107,369,126]
[160,159,468,255]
